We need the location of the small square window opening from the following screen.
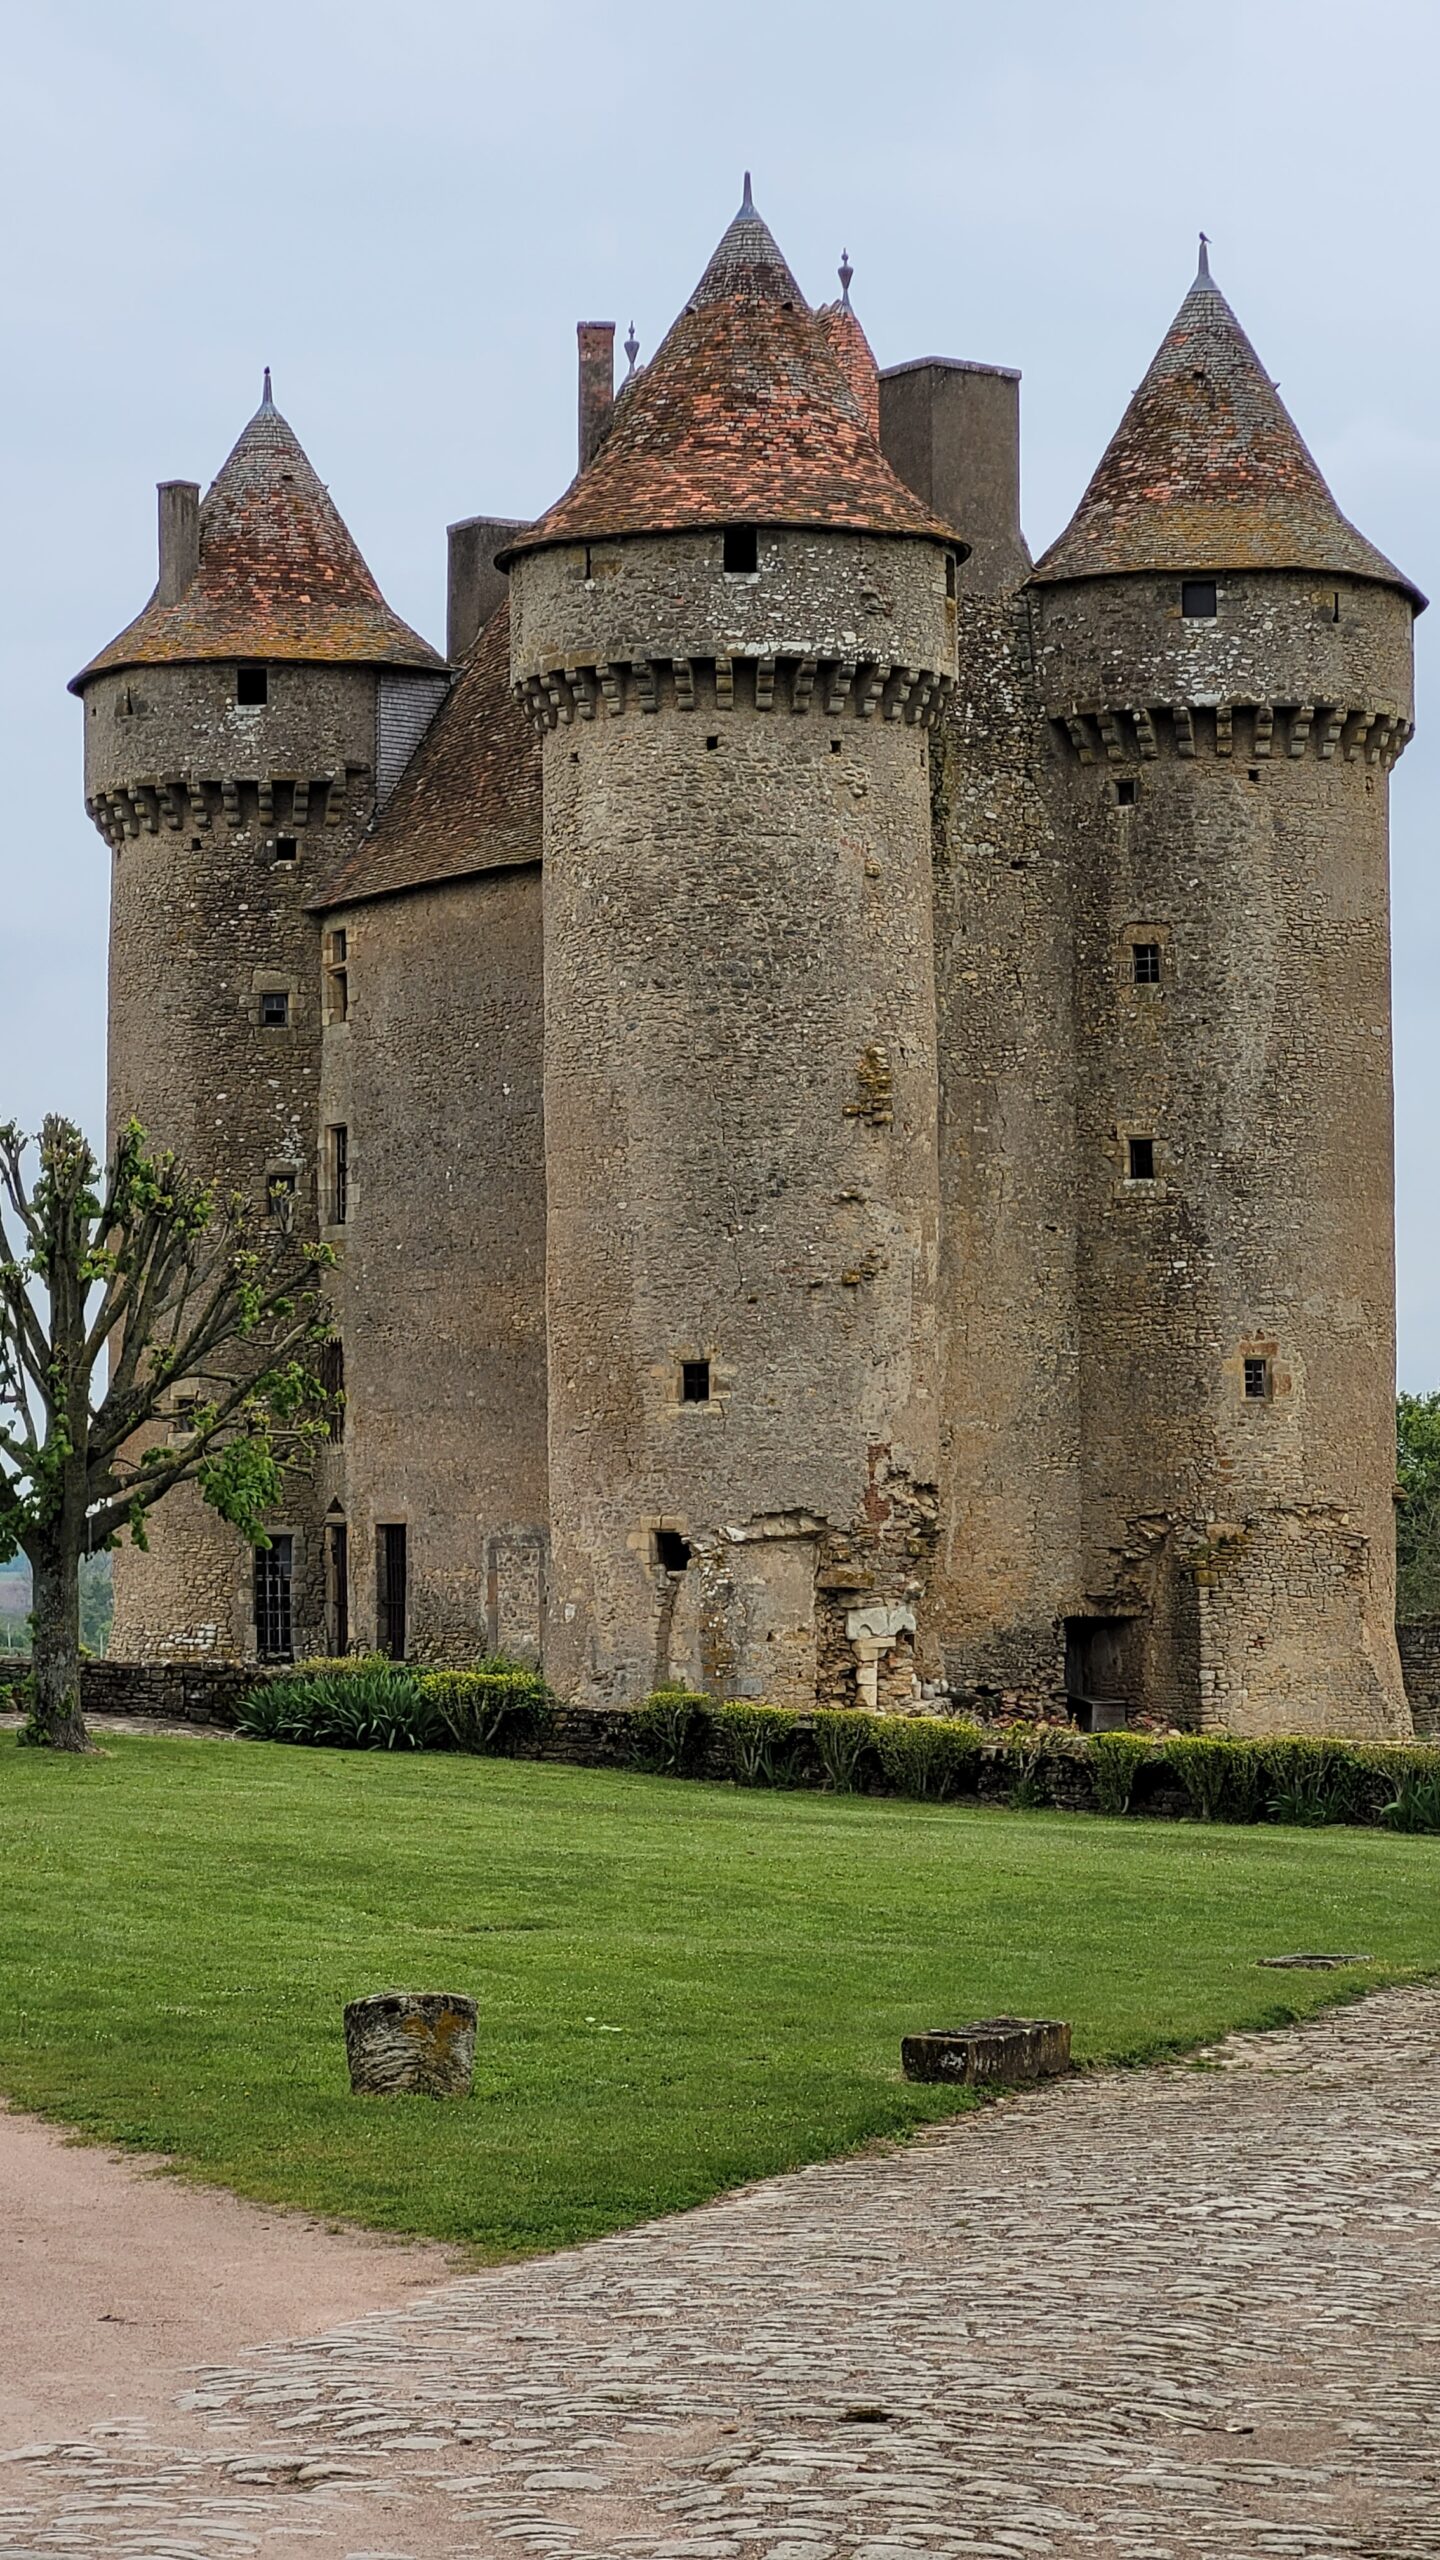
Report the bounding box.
[654,1529,692,1574]
[1127,1135,1156,1182]
[1132,943,1162,986]
[1181,580,1217,620]
[680,1358,711,1404]
[236,664,268,705]
[259,990,289,1028]
[273,836,297,863]
[266,1169,297,1225]
[1248,767,1261,783]
[1244,1356,1271,1401]
[1115,776,1137,806]
[706,734,720,750]
[722,526,759,574]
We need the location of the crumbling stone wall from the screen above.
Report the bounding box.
[1399,1623,1440,1739]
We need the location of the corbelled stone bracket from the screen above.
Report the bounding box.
[901,2016,1072,2087]
[515,655,955,734]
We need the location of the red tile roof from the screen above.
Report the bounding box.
[72,384,445,690]
[1032,251,1421,603]
[815,291,881,442]
[309,602,539,912]
[500,182,955,562]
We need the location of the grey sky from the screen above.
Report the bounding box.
[4,0,1436,1381]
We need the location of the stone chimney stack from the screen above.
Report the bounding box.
[156,480,200,604]
[577,322,615,471]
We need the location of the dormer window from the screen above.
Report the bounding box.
[722,526,759,575]
[237,665,268,705]
[1181,581,1217,620]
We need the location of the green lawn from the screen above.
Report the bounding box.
[2,1733,1437,2258]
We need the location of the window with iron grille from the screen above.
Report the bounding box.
[1244,1356,1271,1401]
[1132,943,1162,985]
[325,1124,348,1225]
[254,1534,294,1661]
[377,1523,407,1661]
[260,990,290,1029]
[680,1358,711,1404]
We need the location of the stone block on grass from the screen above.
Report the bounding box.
[901,2015,1071,2087]
[344,1990,477,2097]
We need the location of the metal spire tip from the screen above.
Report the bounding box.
[838,247,854,308]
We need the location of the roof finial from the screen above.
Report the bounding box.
[838,248,853,310]
[1197,231,1211,281]
[624,320,640,376]
[740,170,754,214]
[261,364,274,408]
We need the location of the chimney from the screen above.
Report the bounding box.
[445,516,527,661]
[577,322,616,473]
[157,480,200,604]
[878,361,1030,598]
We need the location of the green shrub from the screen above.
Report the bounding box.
[238,1663,436,1750]
[418,1663,552,1757]
[1164,1734,1266,1823]
[993,1723,1055,1810]
[1374,1747,1440,1834]
[714,1702,798,1787]
[811,1708,879,1793]
[873,1712,982,1802]
[1255,1737,1360,1827]
[1087,1729,1153,1816]
[629,1688,710,1775]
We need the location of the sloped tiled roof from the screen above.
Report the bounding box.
[499,180,955,561]
[1032,248,1422,604]
[309,602,539,913]
[72,380,445,689]
[815,274,881,443]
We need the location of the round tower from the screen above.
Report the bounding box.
[1030,245,1422,1737]
[502,182,961,1709]
[73,377,447,1662]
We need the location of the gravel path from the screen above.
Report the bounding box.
[4,1986,1439,2558]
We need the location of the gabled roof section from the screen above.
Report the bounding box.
[500,179,955,561]
[73,377,445,690]
[309,602,539,913]
[1032,245,1422,604]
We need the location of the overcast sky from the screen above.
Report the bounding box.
[3,0,1436,1383]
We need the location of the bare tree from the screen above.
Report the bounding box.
[0,1117,332,1750]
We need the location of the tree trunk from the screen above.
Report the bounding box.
[23,1540,88,1751]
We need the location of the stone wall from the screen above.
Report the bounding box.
[1399,1623,1440,1740]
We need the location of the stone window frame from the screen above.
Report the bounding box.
[1113,1119,1171,1200]
[669,1351,728,1416]
[247,969,303,1029]
[264,1161,303,1228]
[1118,920,1175,998]
[322,927,350,1027]
[1228,1337,1288,1409]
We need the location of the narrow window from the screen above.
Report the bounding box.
[325,1517,349,1656]
[1181,580,1217,620]
[324,928,349,1024]
[259,989,289,1028]
[654,1529,692,1574]
[723,526,758,574]
[582,543,593,582]
[1244,1356,1271,1401]
[325,1123,348,1225]
[236,664,268,705]
[1127,1135,1156,1182]
[1115,776,1137,807]
[1132,943,1162,986]
[944,553,957,598]
[376,1523,407,1661]
[681,1358,711,1404]
[254,1534,294,1661]
[171,1392,202,1441]
[1332,591,1342,623]
[318,1335,344,1441]
[273,835,298,864]
[266,1168,297,1225]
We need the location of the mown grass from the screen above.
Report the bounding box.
[1,1733,1437,2258]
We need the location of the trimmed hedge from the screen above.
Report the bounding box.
[229,1665,1440,1832]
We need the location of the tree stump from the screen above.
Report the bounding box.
[901,2016,1071,2088]
[344,1991,477,2097]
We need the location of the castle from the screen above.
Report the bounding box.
[75,182,1423,1738]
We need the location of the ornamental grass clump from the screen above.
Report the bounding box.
[811,1707,881,1793]
[238,1661,435,1750]
[419,1663,552,1757]
[1086,1729,1154,1816]
[716,1702,800,1787]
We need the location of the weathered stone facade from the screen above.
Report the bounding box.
[73,192,1422,1735]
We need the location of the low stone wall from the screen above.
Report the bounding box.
[1399,1623,1440,1741]
[0,1657,262,1727]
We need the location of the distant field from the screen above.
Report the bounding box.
[2,1735,1436,2258]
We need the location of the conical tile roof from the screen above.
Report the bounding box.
[1032,247,1421,603]
[72,379,445,690]
[500,180,956,562]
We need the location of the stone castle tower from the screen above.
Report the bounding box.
[74,190,1422,1737]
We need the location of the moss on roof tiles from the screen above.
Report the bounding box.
[72,388,445,690]
[1032,251,1422,605]
[500,182,956,563]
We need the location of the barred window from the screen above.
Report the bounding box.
[254,1535,294,1661]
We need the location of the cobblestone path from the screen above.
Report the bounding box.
[4,1986,1439,2559]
